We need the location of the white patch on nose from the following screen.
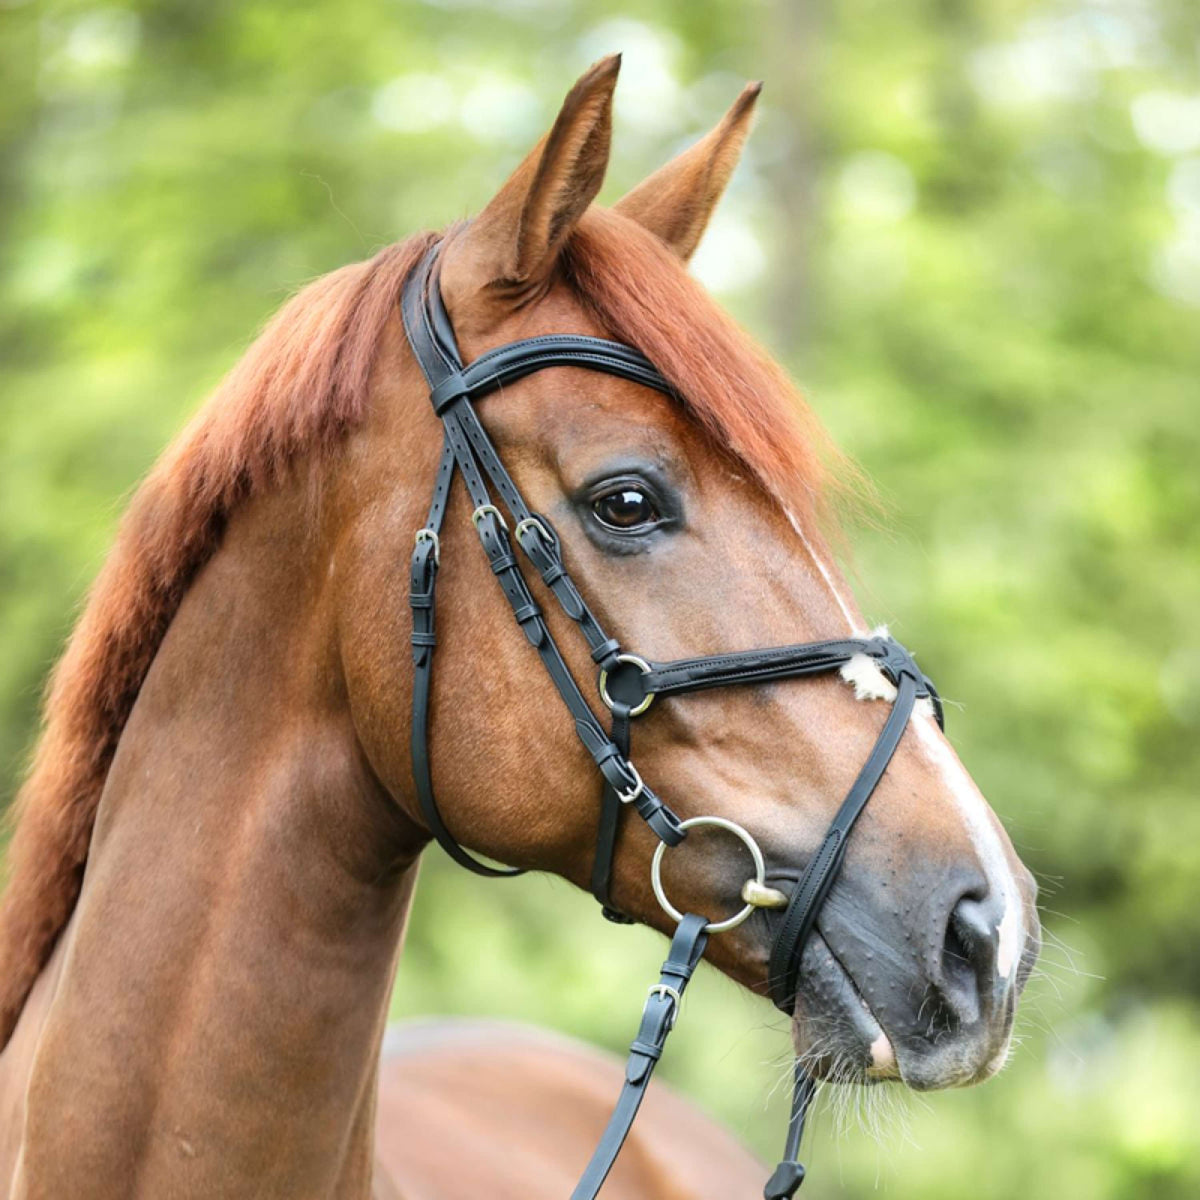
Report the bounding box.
[787,529,1025,982]
[787,514,865,635]
[867,1032,900,1079]
[910,715,1022,980]
[995,893,1021,979]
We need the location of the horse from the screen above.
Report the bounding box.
[0,55,1040,1198]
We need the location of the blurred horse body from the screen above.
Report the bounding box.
[0,57,1038,1199]
[372,1020,764,1200]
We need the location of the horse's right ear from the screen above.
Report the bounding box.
[614,82,761,262]
[439,56,620,317]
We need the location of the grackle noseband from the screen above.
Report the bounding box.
[401,242,943,1199]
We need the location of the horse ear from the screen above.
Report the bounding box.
[614,82,761,262]
[440,56,620,307]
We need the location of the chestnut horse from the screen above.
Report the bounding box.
[0,57,1039,1198]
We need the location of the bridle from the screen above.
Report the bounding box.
[401,241,943,1199]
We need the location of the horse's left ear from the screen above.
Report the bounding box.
[439,55,620,310]
[614,81,762,262]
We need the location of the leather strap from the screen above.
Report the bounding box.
[401,244,685,879]
[767,669,923,1011]
[592,702,633,922]
[408,438,519,877]
[763,1065,816,1199]
[430,337,671,413]
[570,914,709,1200]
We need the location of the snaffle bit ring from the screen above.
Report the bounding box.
[651,816,766,934]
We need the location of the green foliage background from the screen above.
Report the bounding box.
[2,0,1198,1195]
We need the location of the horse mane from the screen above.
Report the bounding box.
[0,209,847,1049]
[0,231,437,1046]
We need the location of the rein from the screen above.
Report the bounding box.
[400,242,943,1199]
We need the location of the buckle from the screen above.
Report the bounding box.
[471,504,508,532]
[647,983,682,1030]
[413,528,440,567]
[515,515,552,551]
[616,761,645,805]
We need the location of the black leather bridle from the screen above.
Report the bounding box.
[401,241,943,1199]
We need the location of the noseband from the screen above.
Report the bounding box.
[400,243,943,1199]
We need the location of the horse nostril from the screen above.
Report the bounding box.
[938,891,1000,1025]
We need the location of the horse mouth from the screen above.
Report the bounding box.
[789,932,900,1084]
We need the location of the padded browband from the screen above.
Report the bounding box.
[429,337,672,412]
[399,239,943,1200]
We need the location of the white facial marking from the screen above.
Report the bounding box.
[910,715,1022,980]
[790,533,1025,982]
[995,888,1021,979]
[868,1032,899,1078]
[788,513,865,635]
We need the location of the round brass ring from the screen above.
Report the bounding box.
[650,816,766,934]
[598,654,655,717]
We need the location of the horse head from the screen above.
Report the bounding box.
[338,56,1041,1094]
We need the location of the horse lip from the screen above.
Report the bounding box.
[790,931,901,1083]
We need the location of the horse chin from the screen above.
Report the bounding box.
[789,932,900,1086]
[789,949,1033,1094]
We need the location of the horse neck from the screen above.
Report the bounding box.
[8,470,425,1200]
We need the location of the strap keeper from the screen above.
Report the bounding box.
[489,552,518,574]
[628,1039,663,1062]
[429,371,469,413]
[590,639,621,667]
[410,631,437,647]
[512,601,542,625]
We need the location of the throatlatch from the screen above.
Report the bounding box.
[400,241,943,1199]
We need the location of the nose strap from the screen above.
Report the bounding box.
[766,670,923,1012]
[641,636,937,703]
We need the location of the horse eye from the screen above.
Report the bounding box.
[592,486,660,532]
